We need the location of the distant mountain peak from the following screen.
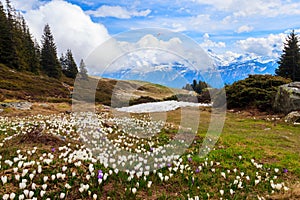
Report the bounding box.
[99,51,279,88]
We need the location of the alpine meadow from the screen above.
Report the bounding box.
[0,1,300,200]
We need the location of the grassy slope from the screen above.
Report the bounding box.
[168,108,300,176]
[0,64,71,102]
[0,64,190,105]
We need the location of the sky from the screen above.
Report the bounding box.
[3,0,300,72]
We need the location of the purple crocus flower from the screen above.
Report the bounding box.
[195,168,200,173]
[283,168,288,173]
[167,163,172,167]
[188,157,192,162]
[51,148,55,152]
[98,170,103,179]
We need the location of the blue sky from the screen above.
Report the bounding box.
[5,0,300,67]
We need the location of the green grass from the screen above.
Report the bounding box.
[0,108,299,199]
[218,113,300,177]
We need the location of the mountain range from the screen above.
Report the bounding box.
[100,50,279,88]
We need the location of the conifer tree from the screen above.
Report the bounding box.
[79,59,88,79]
[0,0,39,72]
[40,24,62,78]
[276,30,300,81]
[0,0,18,69]
[60,49,78,79]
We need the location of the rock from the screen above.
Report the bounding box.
[273,82,300,114]
[0,101,32,110]
[285,111,300,124]
[39,103,51,108]
[103,121,116,128]
[65,110,72,114]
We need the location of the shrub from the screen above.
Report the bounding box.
[225,75,291,111]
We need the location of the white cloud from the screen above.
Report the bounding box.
[194,0,300,17]
[87,32,213,75]
[86,5,151,19]
[9,0,43,11]
[24,0,110,63]
[237,33,286,57]
[200,33,226,49]
[236,25,253,33]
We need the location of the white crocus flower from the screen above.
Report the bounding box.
[62,166,67,172]
[65,183,71,189]
[15,174,20,181]
[19,182,26,189]
[275,183,282,190]
[40,190,46,197]
[29,174,34,180]
[23,190,29,198]
[60,193,65,199]
[147,181,152,188]
[132,187,137,194]
[79,187,84,193]
[42,184,47,190]
[43,176,48,183]
[29,191,34,198]
[9,192,16,200]
[2,194,9,200]
[220,189,224,196]
[31,183,36,190]
[18,194,25,200]
[93,194,97,200]
[255,180,260,185]
[221,172,226,179]
[1,175,7,185]
[13,168,18,173]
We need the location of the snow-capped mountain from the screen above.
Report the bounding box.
[100,51,279,88]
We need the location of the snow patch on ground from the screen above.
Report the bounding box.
[116,100,211,113]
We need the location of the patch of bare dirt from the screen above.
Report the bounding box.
[268,183,300,200]
[17,126,66,146]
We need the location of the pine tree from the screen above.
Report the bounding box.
[24,27,40,74]
[79,59,88,79]
[0,1,18,69]
[60,49,78,79]
[40,24,62,78]
[276,30,300,81]
[0,0,39,72]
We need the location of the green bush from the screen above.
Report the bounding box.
[225,75,291,111]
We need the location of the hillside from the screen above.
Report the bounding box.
[0,64,191,106]
[0,64,71,102]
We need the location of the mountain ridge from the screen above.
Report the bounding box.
[100,52,279,88]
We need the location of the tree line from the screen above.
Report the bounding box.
[0,0,88,79]
[183,80,209,94]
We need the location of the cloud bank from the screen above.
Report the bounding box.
[22,0,110,63]
[86,5,151,19]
